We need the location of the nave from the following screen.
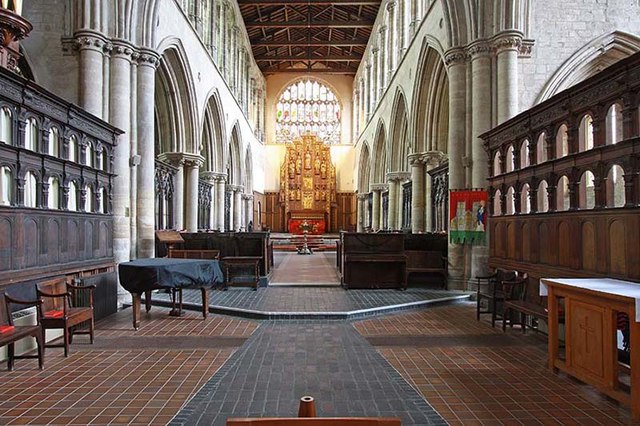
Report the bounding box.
[0,249,634,426]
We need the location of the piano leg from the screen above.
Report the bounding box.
[201,288,209,319]
[132,293,141,330]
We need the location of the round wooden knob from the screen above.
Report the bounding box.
[298,395,317,417]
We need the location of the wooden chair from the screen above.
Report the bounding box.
[0,293,44,370]
[36,277,95,357]
[476,269,517,327]
[167,249,221,317]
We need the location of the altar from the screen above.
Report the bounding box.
[541,278,640,420]
[279,135,336,233]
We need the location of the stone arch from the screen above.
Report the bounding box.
[358,143,371,193]
[371,120,387,183]
[536,31,640,103]
[201,89,226,173]
[154,40,198,155]
[389,90,410,172]
[228,123,242,186]
[411,42,448,154]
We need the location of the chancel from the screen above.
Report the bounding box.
[0,0,640,424]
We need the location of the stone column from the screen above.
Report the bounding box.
[409,153,425,233]
[216,175,226,230]
[386,174,398,230]
[136,49,160,258]
[423,151,444,232]
[409,0,421,37]
[158,153,187,230]
[495,33,522,124]
[356,194,367,232]
[398,0,406,57]
[444,48,468,290]
[185,156,204,232]
[218,1,228,76]
[371,184,383,231]
[365,63,372,120]
[469,41,492,280]
[201,172,218,229]
[109,40,133,276]
[371,48,379,108]
[358,78,365,132]
[232,26,239,94]
[76,31,106,118]
[243,194,254,229]
[232,186,242,230]
[387,0,397,79]
[378,26,387,96]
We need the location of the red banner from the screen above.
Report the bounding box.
[449,190,488,244]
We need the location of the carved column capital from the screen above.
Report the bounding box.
[356,193,370,200]
[137,48,160,68]
[444,48,467,67]
[200,171,218,183]
[408,153,425,166]
[467,40,493,58]
[110,39,136,61]
[421,151,446,167]
[157,152,204,168]
[492,31,524,54]
[386,0,397,11]
[387,171,411,182]
[74,30,108,53]
[370,183,388,192]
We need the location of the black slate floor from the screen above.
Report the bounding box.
[170,321,447,426]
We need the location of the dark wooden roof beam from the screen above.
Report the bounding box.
[245,20,374,29]
[253,40,368,47]
[239,0,380,5]
[255,55,362,61]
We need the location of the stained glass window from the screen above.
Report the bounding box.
[275,79,341,144]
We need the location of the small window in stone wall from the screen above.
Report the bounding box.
[48,127,60,157]
[48,177,60,209]
[24,171,37,208]
[24,117,38,151]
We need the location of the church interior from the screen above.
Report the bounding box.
[1,0,640,424]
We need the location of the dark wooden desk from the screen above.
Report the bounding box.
[222,256,262,290]
[118,258,223,329]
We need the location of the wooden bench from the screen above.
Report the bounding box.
[167,249,221,317]
[222,256,262,290]
[405,250,447,288]
[502,274,554,332]
[476,269,518,328]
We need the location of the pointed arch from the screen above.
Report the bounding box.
[411,42,449,154]
[358,143,371,193]
[388,89,410,172]
[201,89,226,173]
[371,120,387,183]
[154,40,198,155]
[536,31,640,103]
[228,123,242,186]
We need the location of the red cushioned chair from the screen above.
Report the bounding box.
[0,293,44,370]
[36,277,95,357]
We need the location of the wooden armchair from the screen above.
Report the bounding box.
[476,269,517,327]
[36,277,95,357]
[0,293,44,370]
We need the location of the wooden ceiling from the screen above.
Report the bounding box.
[238,0,382,75]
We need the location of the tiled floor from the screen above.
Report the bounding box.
[1,251,637,425]
[269,252,340,285]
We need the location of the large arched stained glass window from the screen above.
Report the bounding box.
[275,79,341,144]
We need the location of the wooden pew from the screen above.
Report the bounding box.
[501,274,554,332]
[405,250,447,288]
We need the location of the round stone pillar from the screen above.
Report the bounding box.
[76,31,106,118]
[444,48,468,290]
[378,26,387,95]
[422,151,445,232]
[233,186,242,231]
[216,175,226,231]
[136,49,160,258]
[371,185,383,231]
[201,172,218,230]
[409,153,425,233]
[371,47,379,108]
[387,1,397,79]
[109,40,133,275]
[243,194,253,229]
[356,194,367,232]
[184,156,203,232]
[495,33,522,124]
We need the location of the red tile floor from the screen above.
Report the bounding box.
[0,301,637,425]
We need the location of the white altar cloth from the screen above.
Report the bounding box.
[540,278,640,322]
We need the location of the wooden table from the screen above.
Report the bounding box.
[222,256,262,290]
[541,278,640,420]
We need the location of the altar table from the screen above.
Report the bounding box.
[119,258,223,329]
[541,278,640,420]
